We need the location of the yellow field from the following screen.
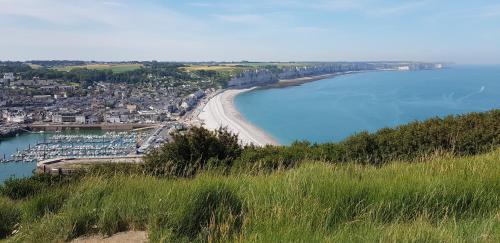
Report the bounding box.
[183,63,309,73]
[54,63,143,73]
[27,63,42,69]
[183,65,240,72]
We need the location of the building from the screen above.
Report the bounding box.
[87,115,100,124]
[6,111,26,123]
[105,115,121,123]
[75,115,86,124]
[3,73,15,82]
[52,115,63,123]
[52,114,77,123]
[126,104,137,113]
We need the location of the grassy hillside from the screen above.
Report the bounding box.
[1,149,499,242]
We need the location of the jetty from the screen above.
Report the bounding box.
[37,156,144,175]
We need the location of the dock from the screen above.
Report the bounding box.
[37,156,144,175]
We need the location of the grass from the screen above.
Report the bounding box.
[3,149,499,242]
[54,64,143,73]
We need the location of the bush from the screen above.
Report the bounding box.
[1,177,42,200]
[0,197,21,238]
[235,110,500,168]
[143,110,500,177]
[144,127,242,177]
[233,142,311,173]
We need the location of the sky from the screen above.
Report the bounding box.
[0,0,499,64]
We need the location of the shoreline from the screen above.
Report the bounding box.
[196,72,352,146]
[197,88,279,146]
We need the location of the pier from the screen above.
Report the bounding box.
[36,156,144,175]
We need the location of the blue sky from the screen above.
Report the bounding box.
[0,0,499,63]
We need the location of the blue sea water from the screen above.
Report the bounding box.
[0,133,53,183]
[235,65,500,145]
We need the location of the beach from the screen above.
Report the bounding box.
[196,73,355,146]
[197,88,279,146]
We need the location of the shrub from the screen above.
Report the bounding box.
[143,110,500,177]
[235,110,500,168]
[1,177,42,200]
[144,127,242,177]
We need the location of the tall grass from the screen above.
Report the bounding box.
[6,149,500,242]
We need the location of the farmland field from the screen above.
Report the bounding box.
[54,63,143,73]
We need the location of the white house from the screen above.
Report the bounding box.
[75,115,86,124]
[3,73,15,82]
[7,115,25,123]
[106,115,121,123]
[52,115,63,123]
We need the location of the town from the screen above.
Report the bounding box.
[0,61,223,139]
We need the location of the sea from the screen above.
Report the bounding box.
[235,65,500,145]
[0,132,53,182]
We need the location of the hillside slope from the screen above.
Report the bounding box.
[3,149,499,242]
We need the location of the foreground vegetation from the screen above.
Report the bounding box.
[145,110,500,177]
[0,110,499,242]
[1,149,499,242]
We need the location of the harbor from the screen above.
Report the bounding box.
[6,132,147,163]
[0,128,163,181]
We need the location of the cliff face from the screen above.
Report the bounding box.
[227,62,442,88]
[227,69,277,88]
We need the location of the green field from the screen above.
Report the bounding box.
[2,149,498,242]
[183,63,309,73]
[54,63,143,73]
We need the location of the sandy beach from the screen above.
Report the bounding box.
[196,72,365,146]
[197,88,279,146]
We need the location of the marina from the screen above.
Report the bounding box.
[1,131,152,164]
[7,132,147,163]
[0,129,157,181]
